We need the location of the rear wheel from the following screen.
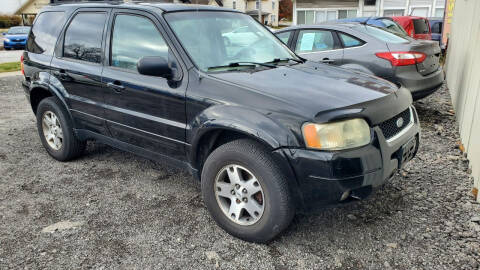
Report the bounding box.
[201,139,295,243]
[36,97,86,161]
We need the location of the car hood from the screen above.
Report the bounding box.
[208,61,400,121]
[5,34,28,39]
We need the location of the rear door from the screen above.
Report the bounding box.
[101,9,187,161]
[292,29,343,65]
[50,8,110,135]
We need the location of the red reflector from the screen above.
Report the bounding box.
[375,51,426,66]
[20,55,24,75]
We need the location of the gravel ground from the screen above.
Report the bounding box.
[0,75,479,269]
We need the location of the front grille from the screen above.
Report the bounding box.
[379,108,412,140]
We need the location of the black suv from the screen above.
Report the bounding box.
[22,3,420,243]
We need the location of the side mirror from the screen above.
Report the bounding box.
[2,32,6,36]
[137,56,172,79]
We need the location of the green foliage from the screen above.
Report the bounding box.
[0,62,21,73]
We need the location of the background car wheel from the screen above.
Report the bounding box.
[36,97,86,161]
[201,139,295,243]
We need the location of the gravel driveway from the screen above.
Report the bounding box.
[0,75,479,269]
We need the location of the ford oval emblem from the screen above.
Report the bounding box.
[396,117,404,128]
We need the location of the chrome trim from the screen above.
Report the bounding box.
[385,107,415,143]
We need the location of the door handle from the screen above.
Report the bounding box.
[321,58,335,64]
[107,81,125,93]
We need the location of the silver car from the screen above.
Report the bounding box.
[275,23,444,100]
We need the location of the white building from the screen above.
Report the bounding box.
[294,0,446,25]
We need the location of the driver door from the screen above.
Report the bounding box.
[101,9,188,161]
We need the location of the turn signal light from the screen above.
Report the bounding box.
[375,51,426,66]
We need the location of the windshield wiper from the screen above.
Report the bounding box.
[207,61,276,71]
[268,58,304,64]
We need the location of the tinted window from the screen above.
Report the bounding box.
[111,14,169,71]
[64,12,106,63]
[27,12,65,54]
[339,33,363,48]
[413,19,430,34]
[431,22,442,34]
[276,31,291,44]
[353,25,408,44]
[296,30,335,53]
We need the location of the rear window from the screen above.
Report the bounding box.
[63,12,107,63]
[353,25,409,44]
[379,19,408,36]
[431,22,442,34]
[27,11,66,55]
[413,19,430,34]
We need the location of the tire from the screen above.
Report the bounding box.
[36,97,86,161]
[201,139,295,243]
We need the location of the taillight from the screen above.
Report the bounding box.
[20,55,24,75]
[375,51,426,66]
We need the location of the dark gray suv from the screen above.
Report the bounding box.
[276,23,444,100]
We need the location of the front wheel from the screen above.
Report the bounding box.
[201,139,295,243]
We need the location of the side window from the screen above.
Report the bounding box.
[63,12,107,63]
[276,31,291,44]
[295,30,335,53]
[27,11,66,55]
[111,14,169,71]
[338,33,364,48]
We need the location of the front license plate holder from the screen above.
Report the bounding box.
[398,137,417,169]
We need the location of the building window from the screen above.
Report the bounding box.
[296,10,314,25]
[233,0,236,9]
[410,7,429,17]
[435,8,445,17]
[271,15,275,23]
[384,9,404,17]
[364,0,376,5]
[272,1,275,10]
[338,9,357,19]
[256,0,259,10]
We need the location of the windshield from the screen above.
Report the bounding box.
[165,11,298,72]
[7,26,30,35]
[353,24,409,44]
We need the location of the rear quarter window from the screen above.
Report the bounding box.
[27,11,66,55]
[413,19,430,34]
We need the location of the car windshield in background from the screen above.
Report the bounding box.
[165,11,298,72]
[413,19,430,34]
[7,26,30,34]
[380,19,408,36]
[353,24,409,44]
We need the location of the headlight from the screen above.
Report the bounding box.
[4,38,10,42]
[302,119,371,150]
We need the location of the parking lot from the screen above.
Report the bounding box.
[0,75,479,269]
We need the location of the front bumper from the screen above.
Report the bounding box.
[284,107,420,208]
[3,40,26,49]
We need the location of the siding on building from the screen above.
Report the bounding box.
[445,0,480,201]
[293,0,446,25]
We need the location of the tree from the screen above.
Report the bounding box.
[278,0,293,21]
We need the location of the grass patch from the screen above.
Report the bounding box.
[0,62,21,73]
